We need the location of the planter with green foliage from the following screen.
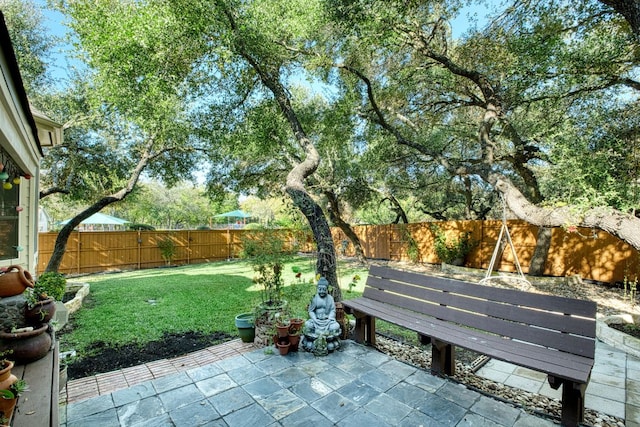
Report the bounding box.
[241,229,297,344]
[23,272,66,325]
[33,272,66,301]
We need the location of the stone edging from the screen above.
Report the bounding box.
[596,314,640,358]
[64,282,90,314]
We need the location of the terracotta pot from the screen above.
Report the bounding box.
[0,361,16,392]
[0,266,35,298]
[0,324,51,364]
[0,394,16,421]
[289,318,304,334]
[276,341,290,355]
[276,324,289,338]
[288,334,300,352]
[25,298,56,324]
[0,361,17,421]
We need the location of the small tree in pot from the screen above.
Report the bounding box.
[241,229,295,345]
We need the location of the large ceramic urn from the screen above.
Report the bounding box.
[0,266,35,298]
[25,298,56,324]
[0,324,51,364]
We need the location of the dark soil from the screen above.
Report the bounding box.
[62,291,77,303]
[65,331,234,380]
[609,322,640,338]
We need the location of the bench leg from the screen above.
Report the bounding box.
[417,333,431,345]
[548,376,586,427]
[353,314,376,346]
[431,339,455,376]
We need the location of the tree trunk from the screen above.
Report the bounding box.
[494,176,640,251]
[381,192,409,224]
[45,145,158,272]
[528,227,551,276]
[600,0,640,38]
[221,5,340,299]
[288,187,340,300]
[325,190,366,263]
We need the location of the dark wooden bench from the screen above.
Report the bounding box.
[343,266,597,427]
[9,343,59,427]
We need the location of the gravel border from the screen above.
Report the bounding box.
[374,335,625,427]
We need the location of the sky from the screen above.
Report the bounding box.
[34,1,489,91]
[36,0,83,86]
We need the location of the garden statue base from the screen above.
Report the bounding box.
[300,331,340,355]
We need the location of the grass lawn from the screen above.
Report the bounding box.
[59,256,370,357]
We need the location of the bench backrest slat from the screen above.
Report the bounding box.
[366,276,595,337]
[371,266,597,318]
[364,266,597,358]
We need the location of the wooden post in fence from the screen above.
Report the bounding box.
[76,232,81,275]
[137,230,142,270]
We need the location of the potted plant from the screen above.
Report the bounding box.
[32,272,66,301]
[242,229,296,345]
[288,326,301,352]
[22,272,67,328]
[241,229,294,310]
[24,295,56,323]
[0,325,52,364]
[0,266,35,298]
[275,317,290,339]
[289,317,303,333]
[0,353,16,393]
[276,340,290,355]
[0,378,28,422]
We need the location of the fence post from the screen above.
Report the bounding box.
[77,232,81,275]
[187,230,191,265]
[137,229,142,270]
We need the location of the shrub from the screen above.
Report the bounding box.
[128,223,155,230]
[157,236,177,265]
[241,229,294,306]
[430,225,476,265]
[34,272,67,301]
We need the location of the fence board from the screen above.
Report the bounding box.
[37,220,640,284]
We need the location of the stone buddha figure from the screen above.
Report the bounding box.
[302,277,341,353]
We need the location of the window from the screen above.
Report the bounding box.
[0,182,19,260]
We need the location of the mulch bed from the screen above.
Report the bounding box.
[64,331,234,380]
[609,322,640,338]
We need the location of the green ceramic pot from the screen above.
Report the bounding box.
[235,313,255,343]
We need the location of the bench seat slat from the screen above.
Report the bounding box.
[344,297,594,383]
[370,265,597,318]
[344,297,594,371]
[363,287,595,357]
[366,276,596,337]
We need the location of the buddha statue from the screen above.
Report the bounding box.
[301,277,341,353]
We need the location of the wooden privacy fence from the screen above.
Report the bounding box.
[331,220,639,284]
[37,229,315,276]
[38,220,639,284]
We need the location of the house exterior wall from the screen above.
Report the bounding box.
[0,14,43,276]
